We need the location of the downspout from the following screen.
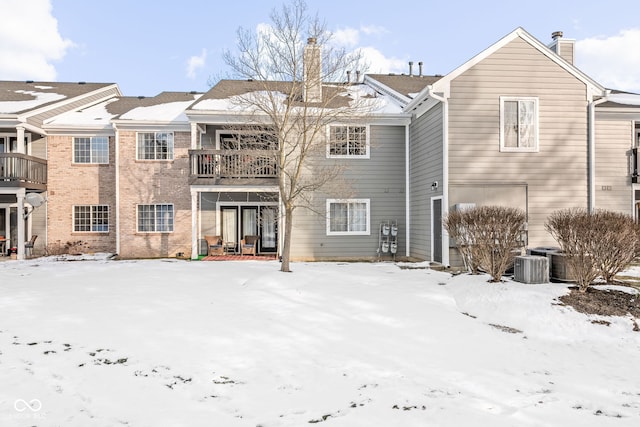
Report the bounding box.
[427,88,450,267]
[588,91,610,212]
[405,123,410,258]
[114,124,121,256]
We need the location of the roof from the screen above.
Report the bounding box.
[598,90,640,109]
[44,91,202,128]
[0,80,116,114]
[365,74,442,99]
[190,79,403,115]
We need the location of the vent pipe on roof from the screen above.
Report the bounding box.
[552,31,563,40]
[418,61,423,77]
[346,70,351,84]
[409,61,414,76]
[355,70,361,83]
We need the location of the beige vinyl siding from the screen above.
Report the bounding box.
[290,125,406,261]
[594,118,633,213]
[409,104,443,260]
[30,135,47,159]
[30,203,47,254]
[447,37,589,250]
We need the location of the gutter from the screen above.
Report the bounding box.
[588,90,611,212]
[114,123,121,256]
[405,124,410,257]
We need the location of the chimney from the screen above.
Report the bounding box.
[418,61,423,77]
[355,70,361,83]
[408,61,414,76]
[548,30,575,65]
[346,70,351,84]
[303,37,322,103]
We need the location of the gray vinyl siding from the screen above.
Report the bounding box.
[409,104,443,261]
[290,125,406,261]
[447,37,590,251]
[594,118,633,213]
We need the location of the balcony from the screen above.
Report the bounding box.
[189,149,278,185]
[0,153,47,190]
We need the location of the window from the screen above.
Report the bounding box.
[136,132,174,160]
[326,199,370,235]
[137,204,174,232]
[327,125,369,158]
[73,136,109,164]
[500,97,539,152]
[74,205,109,232]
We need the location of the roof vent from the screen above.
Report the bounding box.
[26,80,34,83]
[552,31,563,40]
[137,96,145,99]
[78,81,86,85]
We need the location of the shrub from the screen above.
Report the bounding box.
[588,210,640,284]
[445,206,526,282]
[546,209,639,291]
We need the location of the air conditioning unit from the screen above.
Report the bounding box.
[513,255,549,284]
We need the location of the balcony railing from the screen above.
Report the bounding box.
[0,153,47,187]
[190,149,278,180]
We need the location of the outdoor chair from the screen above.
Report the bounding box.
[25,235,37,258]
[204,235,224,256]
[241,235,259,256]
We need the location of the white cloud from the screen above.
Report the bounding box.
[0,0,74,81]
[576,28,640,93]
[358,46,408,75]
[186,48,207,79]
[333,27,360,47]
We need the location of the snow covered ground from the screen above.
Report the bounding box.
[1,256,639,426]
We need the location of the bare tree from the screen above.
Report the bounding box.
[222,0,375,272]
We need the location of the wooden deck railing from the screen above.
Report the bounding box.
[0,153,47,186]
[189,149,278,179]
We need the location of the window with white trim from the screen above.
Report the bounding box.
[327,125,369,158]
[326,199,370,235]
[136,132,174,160]
[500,97,539,152]
[73,136,109,164]
[137,204,174,232]
[74,205,109,232]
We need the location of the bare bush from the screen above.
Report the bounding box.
[547,209,640,291]
[546,209,598,292]
[589,210,640,284]
[445,206,526,282]
[44,240,89,257]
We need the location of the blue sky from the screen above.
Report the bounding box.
[1,0,639,96]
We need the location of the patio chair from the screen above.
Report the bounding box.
[204,235,224,256]
[25,235,37,258]
[241,235,259,256]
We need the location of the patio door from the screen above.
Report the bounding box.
[260,206,278,253]
[221,207,238,252]
[241,207,258,238]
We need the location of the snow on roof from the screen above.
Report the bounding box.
[0,89,66,114]
[607,92,640,106]
[45,99,118,127]
[192,84,403,115]
[119,99,199,122]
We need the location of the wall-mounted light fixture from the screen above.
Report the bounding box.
[431,181,439,191]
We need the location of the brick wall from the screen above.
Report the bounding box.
[46,135,117,254]
[117,130,192,258]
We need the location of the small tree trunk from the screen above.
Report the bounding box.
[280,206,294,272]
